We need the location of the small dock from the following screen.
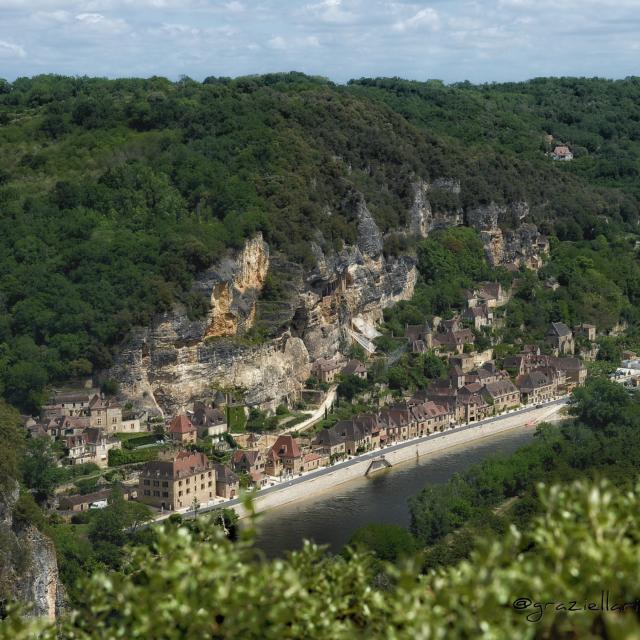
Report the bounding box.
[365,456,392,476]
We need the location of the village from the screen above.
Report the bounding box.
[17,280,598,519]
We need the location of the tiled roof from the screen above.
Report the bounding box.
[169,414,195,434]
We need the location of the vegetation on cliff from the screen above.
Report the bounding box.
[1,74,640,410]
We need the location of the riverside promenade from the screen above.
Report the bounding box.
[155,396,568,524]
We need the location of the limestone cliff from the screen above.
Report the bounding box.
[110,208,418,415]
[110,184,548,416]
[466,202,549,269]
[409,178,463,237]
[0,484,64,620]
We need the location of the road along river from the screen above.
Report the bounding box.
[252,420,540,557]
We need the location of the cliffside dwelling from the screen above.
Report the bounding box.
[311,357,342,384]
[188,402,228,440]
[547,322,575,356]
[342,359,367,379]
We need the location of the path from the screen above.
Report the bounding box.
[279,385,337,435]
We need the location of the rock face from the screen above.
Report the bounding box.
[111,217,417,415]
[409,178,463,237]
[0,484,64,620]
[110,185,548,415]
[466,202,548,268]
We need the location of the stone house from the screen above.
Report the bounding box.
[482,380,520,413]
[139,451,215,511]
[302,452,329,472]
[265,435,304,476]
[313,428,346,458]
[574,323,597,342]
[552,145,573,161]
[84,427,122,468]
[449,353,476,373]
[167,414,198,445]
[58,486,137,512]
[120,411,148,433]
[353,413,381,449]
[405,323,433,349]
[547,322,575,355]
[231,449,266,476]
[342,359,367,379]
[212,463,239,499]
[190,403,228,439]
[311,358,342,384]
[517,371,556,404]
[89,396,122,433]
[463,305,492,330]
[49,391,99,418]
[551,357,587,387]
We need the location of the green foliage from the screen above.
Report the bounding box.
[87,484,152,570]
[1,75,639,410]
[348,523,417,562]
[336,373,368,401]
[107,447,160,467]
[10,479,640,638]
[226,406,247,433]
[0,400,24,491]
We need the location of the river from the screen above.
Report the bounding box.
[252,423,536,557]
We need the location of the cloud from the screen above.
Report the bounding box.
[0,39,25,58]
[268,35,287,50]
[393,7,440,32]
[0,0,638,83]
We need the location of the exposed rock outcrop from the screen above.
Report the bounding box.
[466,202,548,268]
[0,484,64,620]
[111,209,417,414]
[110,187,548,415]
[409,178,463,238]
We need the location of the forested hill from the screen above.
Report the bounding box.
[1,73,639,410]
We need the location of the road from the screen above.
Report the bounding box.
[279,385,337,434]
[155,396,569,525]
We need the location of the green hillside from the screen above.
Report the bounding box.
[1,73,639,410]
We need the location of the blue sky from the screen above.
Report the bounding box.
[0,0,638,83]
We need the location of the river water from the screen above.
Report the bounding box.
[252,423,536,557]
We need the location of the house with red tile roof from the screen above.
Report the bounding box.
[168,414,197,444]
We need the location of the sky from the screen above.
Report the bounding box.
[0,0,639,83]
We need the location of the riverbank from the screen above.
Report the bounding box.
[253,423,538,557]
[167,397,568,524]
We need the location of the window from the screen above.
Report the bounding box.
[201,484,205,491]
[153,480,159,487]
[186,488,190,494]
[143,479,150,486]
[178,491,183,497]
[208,481,212,487]
[97,418,102,425]
[153,491,160,497]
[162,481,168,488]
[162,492,169,498]
[144,490,150,496]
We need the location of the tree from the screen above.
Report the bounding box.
[20,437,60,503]
[348,523,417,562]
[337,374,368,401]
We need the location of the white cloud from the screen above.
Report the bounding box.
[0,39,25,58]
[302,0,358,24]
[224,1,244,12]
[393,7,439,32]
[268,35,287,50]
